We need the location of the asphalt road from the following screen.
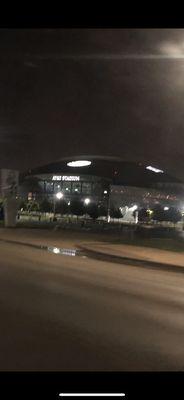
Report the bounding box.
[0,241,184,371]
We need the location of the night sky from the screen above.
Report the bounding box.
[0,29,184,179]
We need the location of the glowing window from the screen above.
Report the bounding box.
[67,160,91,167]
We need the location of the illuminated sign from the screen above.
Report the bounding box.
[52,175,80,181]
[62,176,80,181]
[146,166,164,173]
[52,176,61,181]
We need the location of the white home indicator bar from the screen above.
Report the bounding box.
[59,394,125,397]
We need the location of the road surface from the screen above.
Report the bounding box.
[0,240,184,371]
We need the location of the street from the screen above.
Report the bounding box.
[0,240,184,371]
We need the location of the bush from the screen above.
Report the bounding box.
[138,208,150,222]
[18,200,27,211]
[86,204,99,220]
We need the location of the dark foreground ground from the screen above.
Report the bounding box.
[0,238,184,371]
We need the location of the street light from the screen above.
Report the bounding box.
[56,192,63,200]
[84,198,90,205]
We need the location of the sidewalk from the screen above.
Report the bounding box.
[79,242,184,268]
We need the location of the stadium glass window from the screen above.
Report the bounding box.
[92,182,102,195]
[45,181,54,194]
[54,183,62,193]
[82,182,91,194]
[62,182,72,193]
[72,182,81,194]
[38,181,45,192]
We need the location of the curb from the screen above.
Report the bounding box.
[77,244,184,273]
[0,236,183,274]
[0,237,49,251]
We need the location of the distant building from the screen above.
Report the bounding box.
[19,156,184,213]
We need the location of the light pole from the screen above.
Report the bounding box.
[53,192,63,219]
[84,198,90,221]
[107,187,111,223]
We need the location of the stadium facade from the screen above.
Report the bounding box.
[18,156,184,217]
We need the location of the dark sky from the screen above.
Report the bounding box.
[0,28,184,179]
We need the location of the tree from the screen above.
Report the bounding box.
[110,208,122,219]
[86,204,99,221]
[152,205,165,222]
[165,207,182,224]
[69,200,84,218]
[28,201,40,212]
[39,198,52,213]
[55,200,68,215]
[152,206,182,224]
[20,176,42,195]
[98,205,107,217]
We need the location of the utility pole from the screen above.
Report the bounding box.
[1,169,19,227]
